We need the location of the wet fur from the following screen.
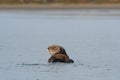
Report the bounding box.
[48,45,74,63]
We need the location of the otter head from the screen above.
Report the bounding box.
[48,45,65,56]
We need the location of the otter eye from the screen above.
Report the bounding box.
[48,47,49,50]
[54,47,57,50]
[53,47,56,49]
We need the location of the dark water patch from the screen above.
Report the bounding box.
[72,61,103,70]
[17,63,41,66]
[16,62,74,68]
[16,63,51,67]
[14,63,69,72]
[106,68,112,71]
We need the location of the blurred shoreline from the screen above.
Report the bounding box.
[0,4,120,10]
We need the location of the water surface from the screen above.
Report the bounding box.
[0,9,120,80]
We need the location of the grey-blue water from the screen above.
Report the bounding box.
[0,9,120,80]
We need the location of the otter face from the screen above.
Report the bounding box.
[48,45,62,55]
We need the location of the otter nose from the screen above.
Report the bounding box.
[48,47,49,50]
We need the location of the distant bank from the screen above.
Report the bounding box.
[0,4,120,9]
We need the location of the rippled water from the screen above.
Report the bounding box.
[0,9,120,80]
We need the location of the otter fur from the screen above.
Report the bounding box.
[48,45,74,63]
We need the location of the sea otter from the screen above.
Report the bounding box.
[48,45,74,63]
